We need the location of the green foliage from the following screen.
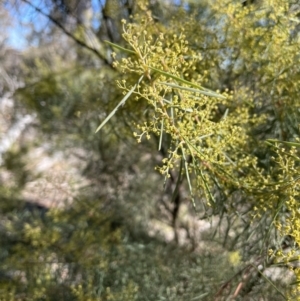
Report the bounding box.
[3,0,300,300]
[1,196,287,301]
[16,57,114,134]
[4,144,34,184]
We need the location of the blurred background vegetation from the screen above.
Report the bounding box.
[1,0,299,300]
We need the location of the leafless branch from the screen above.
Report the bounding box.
[20,0,113,67]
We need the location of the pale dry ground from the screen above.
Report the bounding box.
[22,145,89,208]
[1,94,89,208]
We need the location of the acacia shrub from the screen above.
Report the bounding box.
[99,0,300,298]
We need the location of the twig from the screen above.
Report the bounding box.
[20,0,113,67]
